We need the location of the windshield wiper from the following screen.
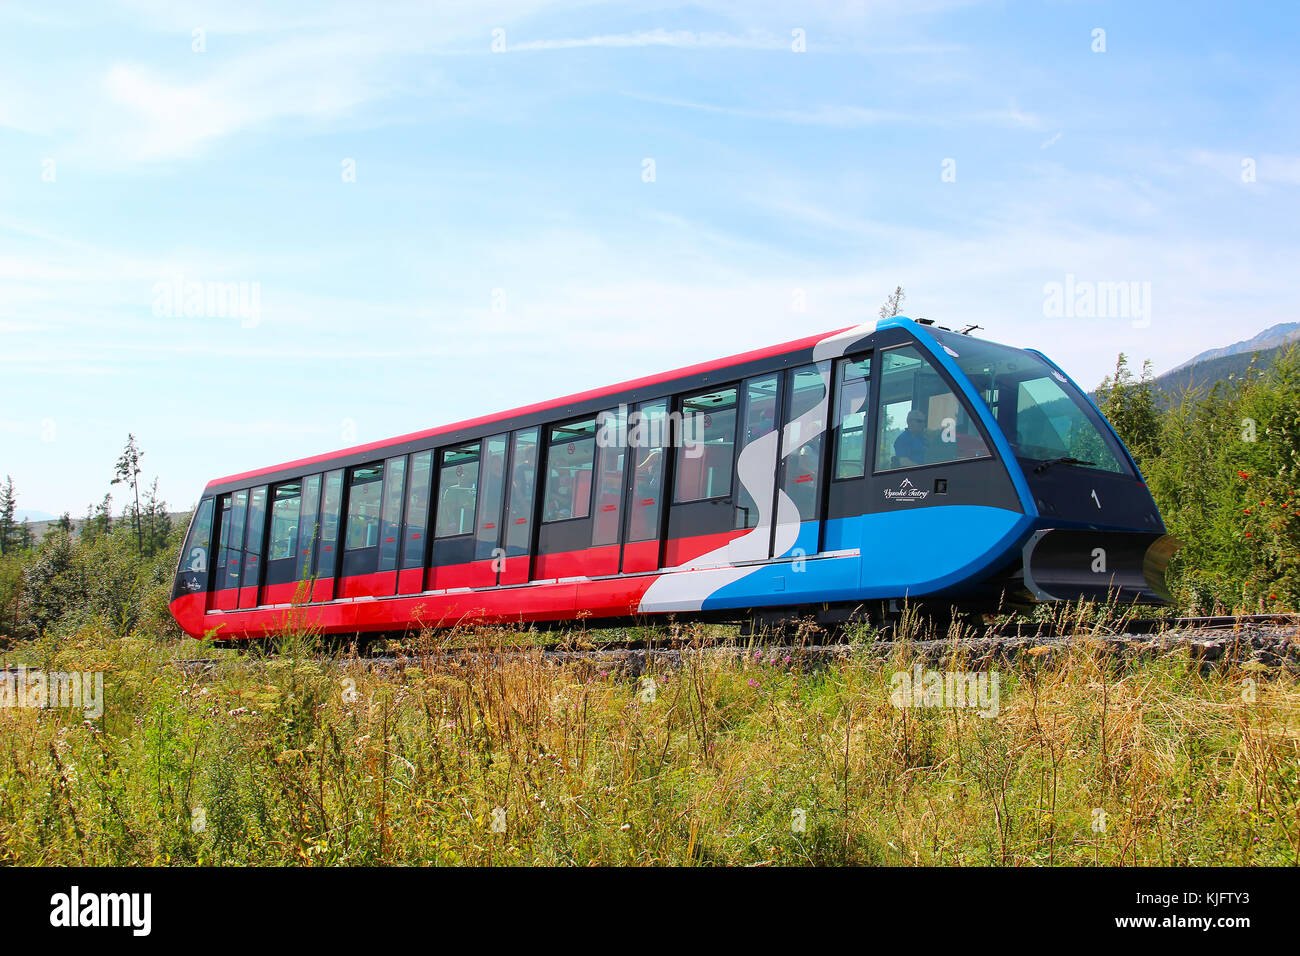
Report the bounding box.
[1033,456,1096,474]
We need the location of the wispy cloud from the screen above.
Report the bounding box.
[626,92,1044,129]
[505,29,787,52]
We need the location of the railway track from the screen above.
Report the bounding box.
[156,611,1298,675]
[5,613,1295,682]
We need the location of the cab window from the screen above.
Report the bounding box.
[875,345,989,472]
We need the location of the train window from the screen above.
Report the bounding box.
[268,482,301,562]
[345,464,384,550]
[179,497,214,574]
[734,376,778,528]
[436,442,480,537]
[318,470,344,576]
[402,451,433,568]
[296,474,321,579]
[930,329,1127,474]
[378,456,406,572]
[242,485,268,584]
[543,419,596,522]
[474,434,509,560]
[674,386,737,503]
[875,345,990,473]
[213,495,233,589]
[834,354,872,479]
[504,428,539,555]
[780,364,829,521]
[592,408,626,547]
[220,490,248,590]
[626,401,667,542]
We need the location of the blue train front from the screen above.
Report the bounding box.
[655,316,1178,620]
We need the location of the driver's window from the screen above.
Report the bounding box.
[875,345,989,472]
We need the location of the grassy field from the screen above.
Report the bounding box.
[1,619,1298,866]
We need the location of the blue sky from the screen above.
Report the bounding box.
[2,0,1298,518]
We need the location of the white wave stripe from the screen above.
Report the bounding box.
[638,324,875,613]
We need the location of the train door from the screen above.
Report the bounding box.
[726,375,781,563]
[534,416,601,579]
[263,480,305,605]
[291,474,322,603]
[621,400,668,573]
[209,489,247,612]
[824,352,873,551]
[397,451,433,595]
[498,428,539,585]
[427,439,489,589]
[469,433,510,584]
[770,362,831,559]
[338,462,384,598]
[664,386,739,568]
[313,469,343,602]
[238,485,268,609]
[371,454,407,598]
[587,408,627,577]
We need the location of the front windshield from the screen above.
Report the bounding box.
[930,330,1131,476]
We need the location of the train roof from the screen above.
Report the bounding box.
[205,324,861,491]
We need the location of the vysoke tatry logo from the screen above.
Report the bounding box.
[49,886,151,936]
[882,476,928,502]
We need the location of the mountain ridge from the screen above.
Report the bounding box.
[1165,322,1300,376]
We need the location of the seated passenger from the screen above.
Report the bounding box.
[894,409,928,467]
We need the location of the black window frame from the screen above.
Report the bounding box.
[775,362,831,526]
[541,417,599,526]
[872,342,995,476]
[434,440,482,540]
[264,479,304,587]
[295,473,322,582]
[831,351,873,483]
[342,461,385,577]
[401,450,434,570]
[672,383,740,505]
[317,469,344,581]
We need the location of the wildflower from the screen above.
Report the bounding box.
[748,678,759,688]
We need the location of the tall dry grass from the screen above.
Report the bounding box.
[1,614,1297,865]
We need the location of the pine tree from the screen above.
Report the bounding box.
[112,434,144,553]
[83,494,112,544]
[141,478,172,556]
[0,476,17,556]
[44,512,73,543]
[879,286,906,319]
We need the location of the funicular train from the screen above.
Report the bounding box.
[169,316,1177,640]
